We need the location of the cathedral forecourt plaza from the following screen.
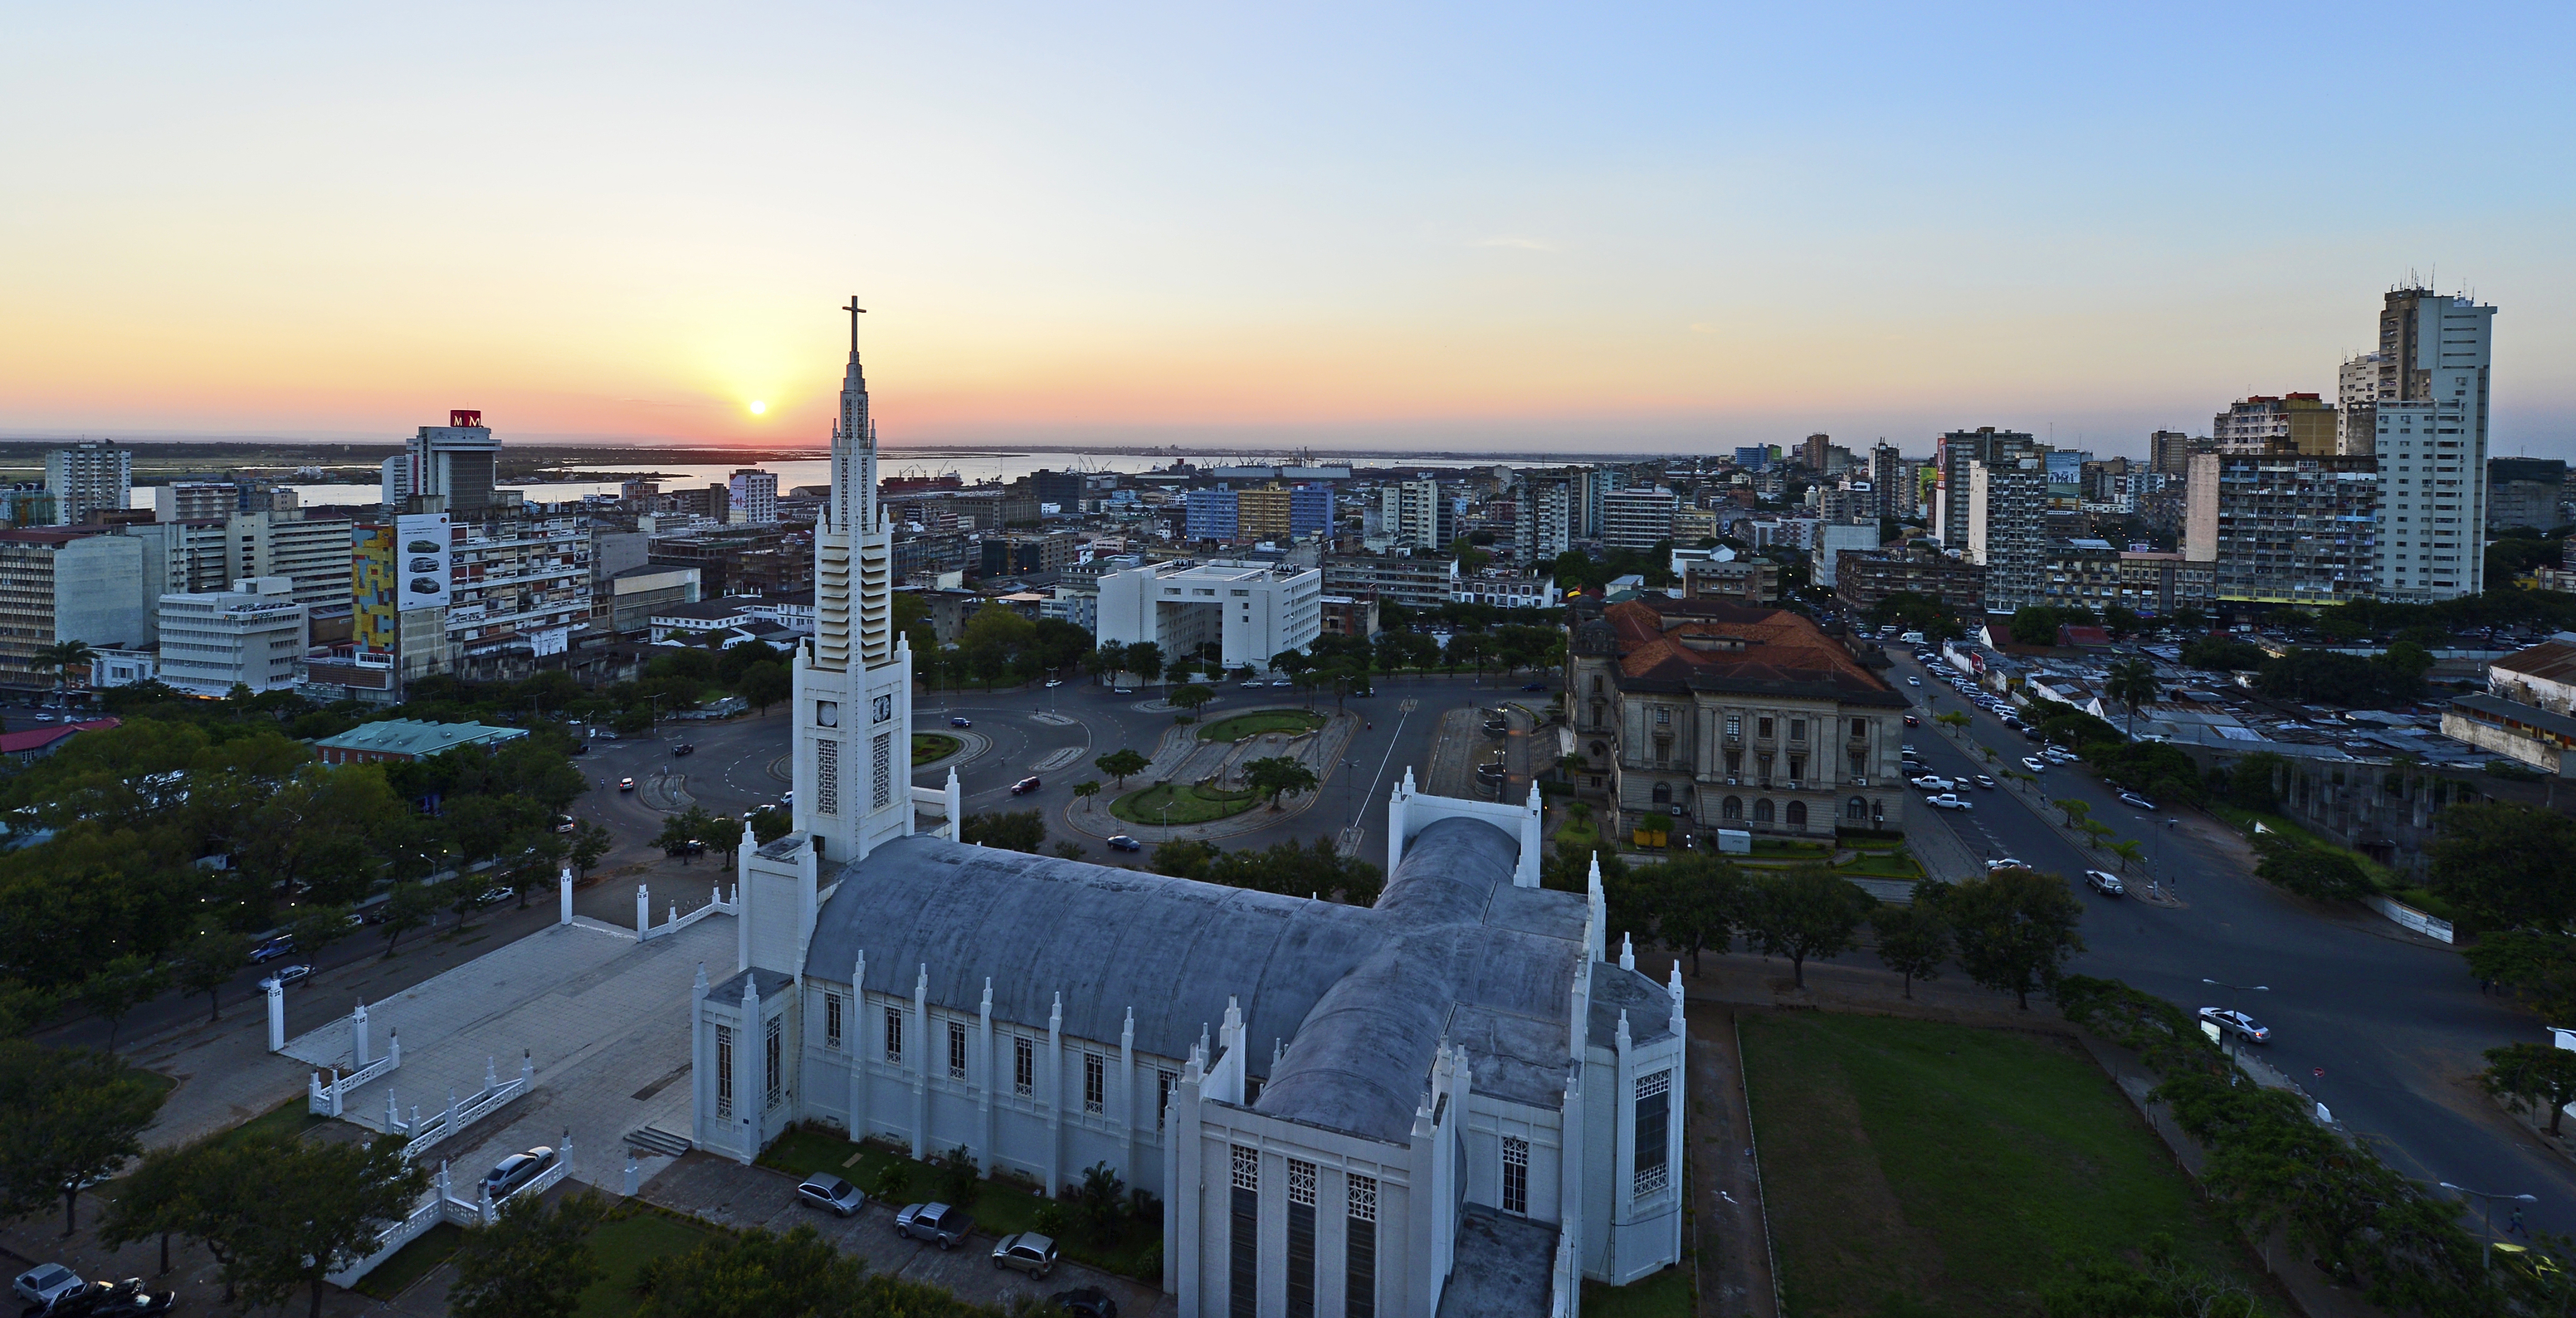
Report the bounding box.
[692,306,1686,1318]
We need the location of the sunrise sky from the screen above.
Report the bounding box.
[4,2,2572,458]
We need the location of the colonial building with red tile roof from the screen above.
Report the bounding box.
[1565,598,1911,840]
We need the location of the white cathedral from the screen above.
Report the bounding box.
[690,309,1688,1318]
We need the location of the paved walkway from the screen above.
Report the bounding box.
[641,1154,1175,1316]
[282,914,729,1194]
[1690,1008,1778,1318]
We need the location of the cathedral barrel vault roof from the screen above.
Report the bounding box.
[806,816,1670,1146]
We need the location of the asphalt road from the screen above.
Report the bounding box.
[1887,649,2576,1231]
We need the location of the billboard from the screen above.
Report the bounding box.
[395,513,452,611]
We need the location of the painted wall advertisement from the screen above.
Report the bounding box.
[395,513,452,611]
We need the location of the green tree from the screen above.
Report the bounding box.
[636,1223,870,1318]
[2053,797,2092,828]
[748,806,793,846]
[281,904,356,965]
[215,1131,429,1318]
[1095,748,1149,789]
[2429,802,2576,932]
[1871,902,1949,1000]
[1743,867,1876,988]
[2103,657,2158,737]
[705,816,746,867]
[1071,780,1100,806]
[173,929,248,1024]
[1941,867,2086,1009]
[449,1191,608,1318]
[32,639,99,701]
[2252,833,2373,903]
[1070,1160,1128,1245]
[0,1041,168,1234]
[959,810,1046,854]
[1655,853,1745,976]
[2182,636,2269,672]
[1244,755,1320,809]
[2479,1042,2576,1137]
[657,805,716,859]
[97,1138,210,1278]
[568,819,612,876]
[1168,683,1214,719]
[736,661,790,715]
[1121,641,1165,690]
[77,954,169,1051]
[378,881,442,957]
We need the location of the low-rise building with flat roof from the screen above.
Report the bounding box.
[311,718,529,764]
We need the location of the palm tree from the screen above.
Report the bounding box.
[33,640,95,705]
[2104,658,2158,738]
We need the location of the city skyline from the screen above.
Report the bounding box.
[6,3,2572,458]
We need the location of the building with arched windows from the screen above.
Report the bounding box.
[1564,597,1910,842]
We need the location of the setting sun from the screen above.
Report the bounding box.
[748,400,767,416]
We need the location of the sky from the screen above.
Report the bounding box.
[4,2,2573,461]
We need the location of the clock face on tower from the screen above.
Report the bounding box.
[815,701,839,728]
[873,695,893,724]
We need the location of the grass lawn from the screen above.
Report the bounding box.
[1197,709,1327,742]
[1740,1012,2261,1318]
[1110,782,1260,825]
[913,733,961,766]
[1836,849,1925,880]
[1581,1266,1694,1318]
[758,1129,1160,1281]
[217,1096,329,1148]
[1750,838,1834,858]
[572,1210,720,1318]
[2209,803,2398,889]
[354,1222,461,1301]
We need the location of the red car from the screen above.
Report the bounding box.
[1011,777,1042,795]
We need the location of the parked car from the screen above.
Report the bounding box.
[618,777,637,792]
[1900,744,1917,756]
[1924,793,1973,811]
[1985,857,2027,871]
[1905,676,1920,686]
[1239,682,1263,691]
[795,1174,866,1218]
[2021,756,2048,773]
[1045,678,1064,688]
[43,1280,173,1318]
[259,963,312,991]
[992,1232,1059,1277]
[1271,678,1294,687]
[2117,792,2157,811]
[481,1146,559,1199]
[15,1266,84,1311]
[2197,1008,2270,1045]
[554,814,576,833]
[1049,1288,1119,1318]
[476,887,515,907]
[1972,774,1996,789]
[950,716,973,728]
[247,935,296,964]
[1011,776,1042,795]
[1106,835,1143,853]
[673,743,695,757]
[1521,682,1549,692]
[894,1202,975,1248]
[1909,775,1954,792]
[2085,869,2127,896]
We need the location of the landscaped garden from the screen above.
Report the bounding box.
[1739,1011,2273,1317]
[912,732,961,765]
[1110,781,1260,825]
[1196,709,1326,743]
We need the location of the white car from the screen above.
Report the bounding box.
[1985,857,2027,871]
[2021,756,2048,773]
[13,1266,83,1311]
[1910,775,1954,792]
[1924,793,1973,811]
[1905,677,1921,686]
[2085,869,2127,896]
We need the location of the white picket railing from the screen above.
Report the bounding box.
[637,882,734,942]
[388,1053,534,1161]
[326,1137,574,1286]
[308,1037,401,1117]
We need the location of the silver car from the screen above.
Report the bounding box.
[894,1201,975,1249]
[795,1174,866,1218]
[13,1266,83,1311]
[992,1232,1058,1278]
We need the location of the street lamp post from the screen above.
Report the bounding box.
[2199,978,2269,1068]
[2438,1182,2536,1272]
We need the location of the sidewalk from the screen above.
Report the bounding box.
[1690,1008,1778,1318]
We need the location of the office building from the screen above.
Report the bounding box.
[46,442,130,526]
[1733,446,1769,472]
[1808,523,1881,588]
[153,482,234,522]
[2147,430,2198,476]
[1831,546,1983,616]
[1030,469,1086,513]
[1184,487,1241,542]
[1236,486,1292,542]
[1095,559,1323,673]
[227,510,357,613]
[1324,554,1462,613]
[156,578,307,696]
[398,411,502,513]
[1602,486,1679,551]
[2338,351,2383,454]
[1798,433,1831,470]
[2185,450,2378,605]
[2213,394,2338,455]
[1868,443,1905,519]
[2369,286,2497,603]
[1965,456,2047,613]
[728,469,780,525]
[1933,427,2037,549]
[0,529,149,684]
[1289,483,1333,538]
[606,565,704,636]
[1379,480,1440,551]
[2489,458,2566,533]
[1566,596,1910,838]
[2113,550,2216,617]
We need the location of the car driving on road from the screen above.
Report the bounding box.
[618,777,637,792]
[2198,1008,2270,1044]
[1106,835,1143,852]
[1972,774,1996,788]
[2084,869,2126,896]
[949,716,973,728]
[1924,793,1973,811]
[1012,776,1042,795]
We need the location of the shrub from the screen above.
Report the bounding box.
[871,1162,912,1201]
[933,1145,980,1209]
[2252,833,2374,902]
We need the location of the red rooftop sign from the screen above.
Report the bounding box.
[451,409,482,427]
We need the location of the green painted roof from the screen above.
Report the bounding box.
[311,719,529,757]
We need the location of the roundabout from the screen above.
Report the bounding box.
[1110,781,1261,826]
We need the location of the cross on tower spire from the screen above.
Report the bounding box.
[842,297,866,351]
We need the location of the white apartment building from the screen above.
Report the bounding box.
[1379,481,1440,551]
[728,469,780,525]
[1808,523,1881,588]
[2338,350,2382,454]
[1967,457,2047,612]
[1096,559,1323,673]
[1453,572,1561,611]
[2370,289,2496,603]
[46,442,130,526]
[153,482,234,522]
[156,578,307,696]
[227,511,356,613]
[1602,486,1679,551]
